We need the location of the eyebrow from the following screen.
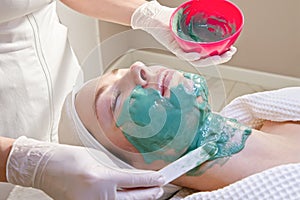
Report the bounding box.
[111,68,119,74]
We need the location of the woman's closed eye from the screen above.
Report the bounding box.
[111,90,121,113]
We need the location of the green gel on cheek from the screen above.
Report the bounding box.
[116,84,202,163]
[116,72,251,168]
[116,73,209,164]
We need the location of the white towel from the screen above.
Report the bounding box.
[173,163,300,200]
[220,87,300,128]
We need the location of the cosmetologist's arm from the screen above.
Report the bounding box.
[60,0,146,25]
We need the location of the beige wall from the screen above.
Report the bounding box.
[229,0,300,78]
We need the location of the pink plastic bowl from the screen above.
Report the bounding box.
[170,0,244,58]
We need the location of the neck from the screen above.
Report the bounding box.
[173,129,280,191]
[187,112,252,166]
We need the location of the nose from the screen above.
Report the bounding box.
[130,62,149,87]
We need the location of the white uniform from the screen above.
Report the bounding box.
[0,1,82,199]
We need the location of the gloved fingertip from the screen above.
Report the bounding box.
[116,186,164,200]
[157,175,166,186]
[215,55,229,63]
[155,188,164,199]
[203,56,223,66]
[184,52,202,61]
[229,46,237,54]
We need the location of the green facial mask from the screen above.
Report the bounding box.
[116,72,251,167]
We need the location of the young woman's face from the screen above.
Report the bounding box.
[75,62,206,169]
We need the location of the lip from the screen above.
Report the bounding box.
[158,70,175,97]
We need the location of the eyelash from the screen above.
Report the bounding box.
[111,90,121,112]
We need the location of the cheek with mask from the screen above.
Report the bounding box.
[116,72,252,173]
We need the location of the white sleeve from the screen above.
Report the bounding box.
[0,0,53,23]
[220,87,300,128]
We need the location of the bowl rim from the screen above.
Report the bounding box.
[169,0,245,45]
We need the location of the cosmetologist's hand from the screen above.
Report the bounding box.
[131,1,236,67]
[6,136,164,200]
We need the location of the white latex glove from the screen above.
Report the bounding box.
[131,1,237,67]
[6,136,164,200]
